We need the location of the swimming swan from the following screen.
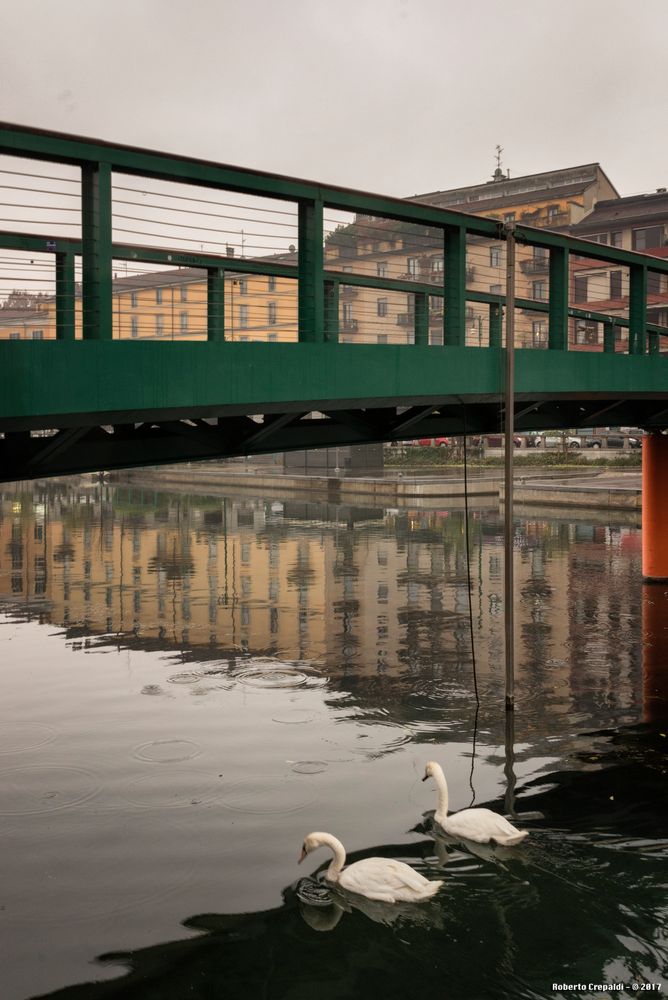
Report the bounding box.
[422,761,529,846]
[298,831,443,903]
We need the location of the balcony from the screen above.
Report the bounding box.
[342,318,358,333]
[396,265,476,284]
[340,286,358,299]
[522,212,569,229]
[520,257,550,275]
[396,312,415,327]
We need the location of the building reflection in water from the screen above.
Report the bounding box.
[0,482,647,724]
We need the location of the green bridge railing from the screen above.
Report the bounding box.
[1,121,667,352]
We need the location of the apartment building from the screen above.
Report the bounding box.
[0,264,298,342]
[324,163,619,348]
[569,190,668,349]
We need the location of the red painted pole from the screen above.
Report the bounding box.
[642,433,668,581]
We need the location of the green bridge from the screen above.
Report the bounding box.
[1,122,667,482]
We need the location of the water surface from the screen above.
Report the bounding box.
[0,482,664,999]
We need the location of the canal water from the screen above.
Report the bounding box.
[0,482,665,1000]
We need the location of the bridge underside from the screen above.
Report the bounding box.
[2,342,668,482]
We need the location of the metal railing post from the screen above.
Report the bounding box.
[414,292,429,345]
[629,263,647,355]
[489,301,502,347]
[207,267,225,341]
[298,197,324,342]
[548,246,569,350]
[443,224,466,346]
[81,162,113,340]
[603,321,616,353]
[324,280,339,343]
[55,252,75,340]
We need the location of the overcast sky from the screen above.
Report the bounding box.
[1,0,666,200]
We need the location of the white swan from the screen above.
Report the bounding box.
[422,761,529,846]
[298,831,443,903]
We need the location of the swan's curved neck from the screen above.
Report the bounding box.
[432,766,449,819]
[319,833,346,880]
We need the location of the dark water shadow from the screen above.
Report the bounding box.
[31,726,667,1000]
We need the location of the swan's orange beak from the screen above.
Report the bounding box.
[298,847,307,864]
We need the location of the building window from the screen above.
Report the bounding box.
[648,272,662,295]
[490,284,502,295]
[131,316,138,338]
[342,302,353,324]
[130,292,137,307]
[532,320,547,346]
[504,212,515,223]
[609,271,622,299]
[239,304,248,329]
[268,332,277,341]
[575,320,598,345]
[156,288,163,304]
[377,333,388,344]
[533,247,548,264]
[268,301,277,325]
[532,280,547,301]
[32,330,43,340]
[180,311,188,332]
[180,285,187,302]
[377,298,388,317]
[490,246,501,267]
[376,262,387,278]
[155,314,164,337]
[239,278,248,295]
[610,231,622,247]
[633,226,663,251]
[574,275,588,302]
[268,275,276,292]
[431,257,444,273]
[546,205,560,221]
[10,331,20,339]
[407,257,419,276]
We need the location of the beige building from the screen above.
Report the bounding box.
[323,163,619,349]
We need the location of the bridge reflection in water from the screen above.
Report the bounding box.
[1,481,666,1000]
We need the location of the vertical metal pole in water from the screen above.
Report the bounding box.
[504,224,516,713]
[504,703,516,817]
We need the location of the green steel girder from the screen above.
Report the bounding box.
[3,342,668,438]
[1,394,659,483]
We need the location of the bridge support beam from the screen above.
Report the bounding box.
[642,433,668,580]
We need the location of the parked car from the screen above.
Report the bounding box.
[471,434,522,448]
[584,434,640,449]
[532,433,581,448]
[415,437,451,447]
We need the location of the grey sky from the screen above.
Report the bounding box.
[1,0,666,199]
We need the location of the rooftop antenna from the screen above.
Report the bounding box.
[493,145,505,182]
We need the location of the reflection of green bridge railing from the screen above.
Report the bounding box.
[1,121,668,481]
